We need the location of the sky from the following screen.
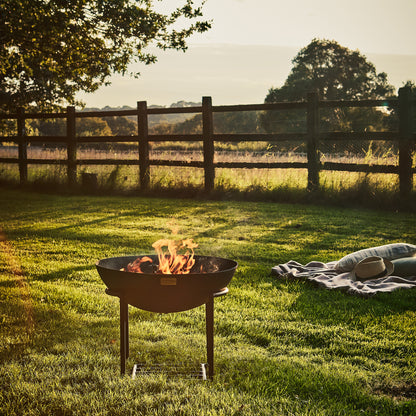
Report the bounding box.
[77,0,416,108]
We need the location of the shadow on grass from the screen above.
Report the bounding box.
[219,355,413,414]
[30,264,95,282]
[2,178,416,212]
[285,278,416,321]
[0,272,119,362]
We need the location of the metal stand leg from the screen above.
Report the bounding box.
[120,297,129,375]
[125,301,129,359]
[205,296,214,380]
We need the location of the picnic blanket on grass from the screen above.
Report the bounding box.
[271,260,416,297]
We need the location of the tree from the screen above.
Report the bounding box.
[105,116,137,136]
[0,0,210,111]
[36,118,67,137]
[76,117,112,136]
[260,39,395,135]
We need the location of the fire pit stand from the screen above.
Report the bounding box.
[105,287,229,380]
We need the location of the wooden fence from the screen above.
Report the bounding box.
[0,87,415,197]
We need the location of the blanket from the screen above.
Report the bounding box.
[271,260,416,297]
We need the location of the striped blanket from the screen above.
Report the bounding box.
[271,260,416,297]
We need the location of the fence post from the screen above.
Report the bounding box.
[17,107,28,184]
[66,106,77,187]
[307,91,320,191]
[398,86,414,198]
[202,96,215,192]
[137,101,150,190]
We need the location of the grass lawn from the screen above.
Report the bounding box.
[1,188,415,415]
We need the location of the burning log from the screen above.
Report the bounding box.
[121,256,153,273]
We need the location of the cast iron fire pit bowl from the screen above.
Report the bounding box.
[96,255,238,313]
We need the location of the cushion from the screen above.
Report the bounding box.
[335,243,416,272]
[392,257,416,277]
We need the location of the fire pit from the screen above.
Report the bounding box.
[96,254,237,313]
[96,242,237,379]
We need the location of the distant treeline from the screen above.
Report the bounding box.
[0,100,261,139]
[0,101,204,139]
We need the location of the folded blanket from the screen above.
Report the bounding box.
[271,260,416,297]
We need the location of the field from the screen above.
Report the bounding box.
[1,189,416,415]
[0,142,412,211]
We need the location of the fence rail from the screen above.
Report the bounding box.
[0,88,415,197]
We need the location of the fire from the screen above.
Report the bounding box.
[122,239,198,274]
[122,256,153,273]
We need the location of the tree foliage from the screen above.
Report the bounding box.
[260,39,396,134]
[105,116,137,136]
[0,0,210,111]
[76,117,112,137]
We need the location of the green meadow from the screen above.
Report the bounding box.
[1,189,415,415]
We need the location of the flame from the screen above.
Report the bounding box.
[122,256,153,273]
[122,239,198,274]
[152,238,198,274]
